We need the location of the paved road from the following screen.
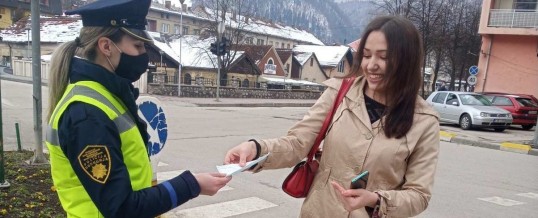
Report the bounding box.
[1,80,537,217]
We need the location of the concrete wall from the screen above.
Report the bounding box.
[149,84,322,99]
[476,34,538,97]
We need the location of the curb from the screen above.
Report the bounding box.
[439,131,537,156]
[0,73,48,86]
[195,102,315,107]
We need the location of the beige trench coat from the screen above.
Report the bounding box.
[256,76,440,218]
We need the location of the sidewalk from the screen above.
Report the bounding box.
[2,72,536,155]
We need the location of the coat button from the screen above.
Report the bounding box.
[365,133,372,140]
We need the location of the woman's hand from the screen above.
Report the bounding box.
[224,141,258,167]
[194,173,232,196]
[331,181,379,212]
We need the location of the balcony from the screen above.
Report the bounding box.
[489,9,538,28]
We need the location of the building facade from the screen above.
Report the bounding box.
[476,0,538,96]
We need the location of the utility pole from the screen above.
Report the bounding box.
[532,116,538,148]
[178,0,185,97]
[0,63,10,188]
[30,0,47,164]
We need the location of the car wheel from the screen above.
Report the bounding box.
[494,128,506,132]
[522,125,534,130]
[459,114,472,130]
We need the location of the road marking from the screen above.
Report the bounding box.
[157,170,186,182]
[172,197,277,217]
[517,192,538,200]
[1,98,14,107]
[439,131,456,142]
[478,196,526,206]
[157,161,169,167]
[156,170,233,192]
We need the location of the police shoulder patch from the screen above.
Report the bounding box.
[78,145,111,184]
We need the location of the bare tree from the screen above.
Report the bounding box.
[374,0,417,18]
[195,0,255,86]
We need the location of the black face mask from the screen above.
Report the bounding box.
[112,43,149,82]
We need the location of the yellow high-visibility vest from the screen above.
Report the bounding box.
[45,80,152,217]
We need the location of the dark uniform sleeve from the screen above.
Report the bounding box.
[58,102,201,217]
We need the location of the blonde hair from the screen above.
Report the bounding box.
[47,27,124,120]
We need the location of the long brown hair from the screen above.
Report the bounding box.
[47,27,125,120]
[350,16,424,139]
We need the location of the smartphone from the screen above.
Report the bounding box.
[350,171,369,189]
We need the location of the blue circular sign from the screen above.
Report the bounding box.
[137,97,168,157]
[469,65,478,76]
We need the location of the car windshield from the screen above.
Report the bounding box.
[459,94,492,106]
[516,98,538,107]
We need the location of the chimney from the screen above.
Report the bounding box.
[182,4,187,12]
[245,16,249,24]
[165,0,171,9]
[232,11,237,21]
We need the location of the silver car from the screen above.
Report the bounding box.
[426,91,513,132]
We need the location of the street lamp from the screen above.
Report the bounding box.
[178,0,185,97]
[25,27,30,59]
[215,21,225,102]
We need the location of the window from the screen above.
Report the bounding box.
[459,94,492,106]
[281,43,285,48]
[166,14,170,19]
[337,61,344,73]
[268,59,274,65]
[515,0,537,10]
[245,37,254,44]
[275,42,279,48]
[287,44,290,49]
[147,20,157,32]
[0,8,5,14]
[432,93,447,104]
[492,97,514,106]
[193,29,201,35]
[446,93,459,105]
[516,98,538,107]
[269,41,273,45]
[257,39,264,45]
[310,58,313,67]
[286,64,290,73]
[174,25,180,34]
[182,26,189,35]
[161,23,170,33]
[161,13,165,18]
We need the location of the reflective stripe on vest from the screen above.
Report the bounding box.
[45,81,152,217]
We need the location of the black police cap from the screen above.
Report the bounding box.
[65,0,153,42]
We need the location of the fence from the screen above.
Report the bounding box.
[12,59,50,80]
[489,9,538,28]
[147,72,323,91]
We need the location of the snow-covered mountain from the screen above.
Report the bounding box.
[192,0,375,45]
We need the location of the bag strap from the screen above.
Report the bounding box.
[306,77,356,161]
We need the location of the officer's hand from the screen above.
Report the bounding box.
[224,141,257,167]
[194,173,232,196]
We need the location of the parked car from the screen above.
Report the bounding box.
[426,91,513,132]
[482,93,538,130]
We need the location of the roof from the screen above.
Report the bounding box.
[275,49,293,63]
[293,52,314,66]
[293,45,351,67]
[0,16,82,43]
[260,76,322,86]
[192,6,324,45]
[232,44,273,64]
[152,34,244,69]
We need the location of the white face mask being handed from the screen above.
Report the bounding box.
[106,42,150,82]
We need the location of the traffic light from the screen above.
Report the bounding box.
[210,42,218,55]
[217,37,230,55]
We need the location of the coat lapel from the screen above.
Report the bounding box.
[345,77,373,132]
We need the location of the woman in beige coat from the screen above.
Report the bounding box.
[224,16,440,218]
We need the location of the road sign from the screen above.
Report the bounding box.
[467,75,477,85]
[137,96,168,157]
[469,65,478,76]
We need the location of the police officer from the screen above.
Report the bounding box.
[45,0,231,217]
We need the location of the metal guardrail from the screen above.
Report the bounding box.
[489,9,538,28]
